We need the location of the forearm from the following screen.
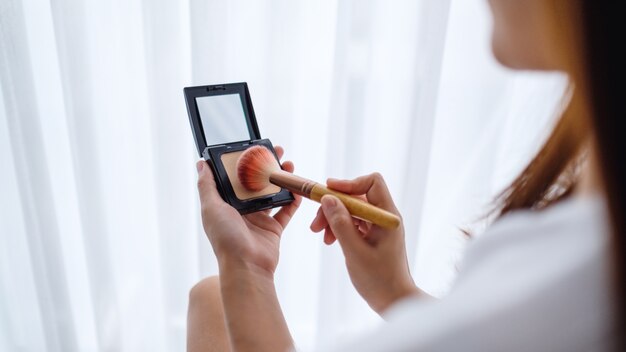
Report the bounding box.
[219,259,293,352]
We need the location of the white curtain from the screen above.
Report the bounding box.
[0,0,566,351]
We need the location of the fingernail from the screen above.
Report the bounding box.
[321,195,337,211]
[197,161,204,173]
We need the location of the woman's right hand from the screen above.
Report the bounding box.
[310,173,420,315]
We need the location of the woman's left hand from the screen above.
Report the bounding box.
[196,146,302,276]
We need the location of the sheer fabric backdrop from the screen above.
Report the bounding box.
[0,0,566,350]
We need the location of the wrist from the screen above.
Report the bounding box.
[373,279,420,315]
[218,255,275,281]
[216,255,293,351]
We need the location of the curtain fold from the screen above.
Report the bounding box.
[47,0,124,349]
[0,0,567,350]
[0,0,77,350]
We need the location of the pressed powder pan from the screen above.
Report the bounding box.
[221,150,281,200]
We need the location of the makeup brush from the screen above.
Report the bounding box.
[236,146,401,229]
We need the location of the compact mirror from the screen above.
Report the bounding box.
[184,82,294,214]
[196,94,251,145]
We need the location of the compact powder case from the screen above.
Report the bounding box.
[184,82,294,214]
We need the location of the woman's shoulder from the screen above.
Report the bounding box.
[441,194,613,350]
[452,195,611,307]
[482,194,607,242]
[390,195,612,351]
[459,194,610,277]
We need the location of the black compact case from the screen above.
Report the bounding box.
[184,82,294,214]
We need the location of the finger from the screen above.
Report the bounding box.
[281,160,294,173]
[273,194,302,229]
[323,227,337,245]
[321,195,369,255]
[325,180,368,200]
[310,207,328,233]
[327,173,397,211]
[197,160,224,206]
[275,146,284,160]
[358,220,372,233]
[352,218,368,231]
[354,219,367,234]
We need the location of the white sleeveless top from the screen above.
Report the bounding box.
[316,196,614,351]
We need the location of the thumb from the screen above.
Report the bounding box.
[321,195,368,255]
[196,160,223,206]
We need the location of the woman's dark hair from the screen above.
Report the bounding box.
[492,98,585,219]
[491,1,624,346]
[581,1,625,345]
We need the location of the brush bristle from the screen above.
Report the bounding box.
[237,146,281,192]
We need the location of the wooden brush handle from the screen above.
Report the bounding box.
[268,170,401,229]
[309,184,401,229]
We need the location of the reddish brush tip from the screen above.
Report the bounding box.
[236,146,280,191]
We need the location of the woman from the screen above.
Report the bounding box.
[187,1,623,351]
